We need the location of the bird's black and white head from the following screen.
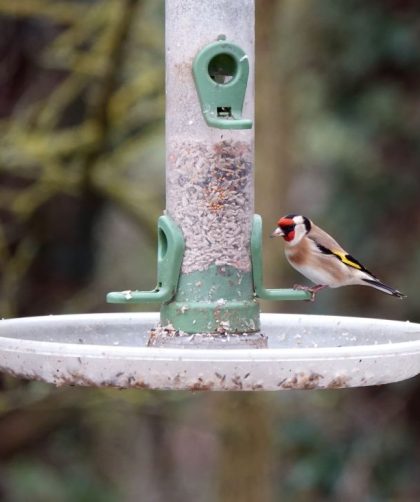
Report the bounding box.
[271,214,312,245]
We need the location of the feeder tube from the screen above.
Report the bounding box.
[163,0,258,333]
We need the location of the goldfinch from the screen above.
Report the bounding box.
[271,214,406,301]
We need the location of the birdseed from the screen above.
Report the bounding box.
[166,139,253,273]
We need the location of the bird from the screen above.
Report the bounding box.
[270,214,406,301]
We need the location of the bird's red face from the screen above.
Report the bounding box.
[271,217,296,242]
[271,214,312,245]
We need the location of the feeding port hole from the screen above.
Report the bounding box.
[208,52,237,84]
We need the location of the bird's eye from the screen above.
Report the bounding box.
[280,224,295,234]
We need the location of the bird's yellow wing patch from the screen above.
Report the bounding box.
[315,241,373,275]
[332,250,363,270]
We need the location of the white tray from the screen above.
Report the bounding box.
[0,313,419,390]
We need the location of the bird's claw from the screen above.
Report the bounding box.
[293,284,315,301]
[293,284,326,302]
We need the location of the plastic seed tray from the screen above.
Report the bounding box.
[0,313,419,390]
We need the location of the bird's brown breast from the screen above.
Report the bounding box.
[285,239,309,266]
[285,237,351,286]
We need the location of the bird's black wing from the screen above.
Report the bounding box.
[315,243,376,277]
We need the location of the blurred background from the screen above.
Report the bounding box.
[0,0,419,500]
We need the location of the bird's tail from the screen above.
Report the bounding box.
[362,278,406,299]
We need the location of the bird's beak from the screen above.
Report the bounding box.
[270,227,284,238]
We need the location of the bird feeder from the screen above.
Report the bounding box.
[0,0,419,391]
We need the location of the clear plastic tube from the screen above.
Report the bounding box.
[165,0,255,274]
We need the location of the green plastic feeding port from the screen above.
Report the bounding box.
[192,36,252,129]
[107,213,311,335]
[251,215,312,301]
[107,215,184,304]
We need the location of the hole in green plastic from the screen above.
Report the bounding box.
[158,227,168,260]
[208,53,237,84]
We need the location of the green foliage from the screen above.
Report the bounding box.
[4,458,118,502]
[0,0,165,317]
[276,0,420,319]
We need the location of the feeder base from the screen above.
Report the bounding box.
[160,299,260,334]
